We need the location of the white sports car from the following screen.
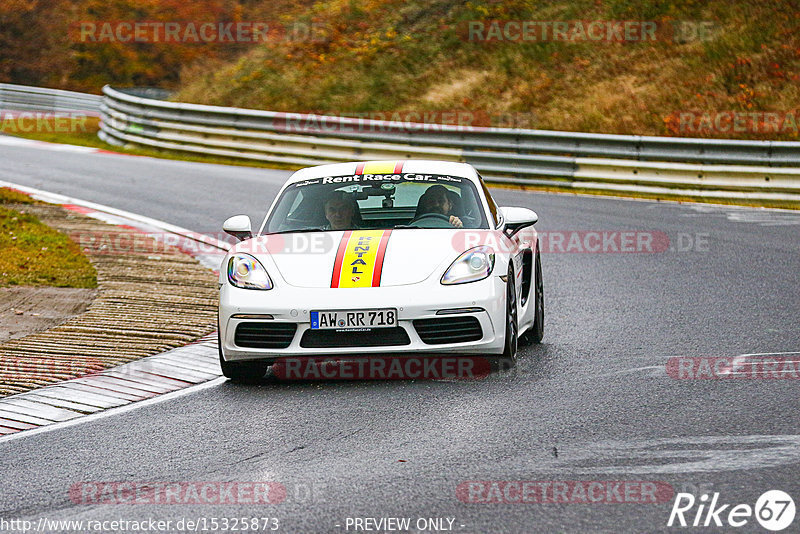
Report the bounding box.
[218,160,543,381]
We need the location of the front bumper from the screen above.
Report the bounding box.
[219,276,507,362]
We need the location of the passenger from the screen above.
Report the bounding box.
[414,185,463,228]
[323,191,361,230]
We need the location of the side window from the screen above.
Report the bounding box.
[478,175,500,227]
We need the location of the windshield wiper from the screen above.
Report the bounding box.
[268,228,326,235]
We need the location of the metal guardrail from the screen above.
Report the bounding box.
[6,83,793,204]
[98,85,800,203]
[0,83,102,116]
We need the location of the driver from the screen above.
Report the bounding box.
[323,191,361,230]
[414,185,463,228]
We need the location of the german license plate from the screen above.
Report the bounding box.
[310,309,397,330]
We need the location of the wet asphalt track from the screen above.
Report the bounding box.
[1,141,799,533]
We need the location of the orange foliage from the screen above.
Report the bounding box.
[0,0,270,90]
[0,0,73,87]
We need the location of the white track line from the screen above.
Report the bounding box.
[0,179,229,250]
[0,181,233,441]
[0,134,105,153]
[0,378,226,444]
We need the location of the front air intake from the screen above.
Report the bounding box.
[413,317,483,345]
[234,322,297,349]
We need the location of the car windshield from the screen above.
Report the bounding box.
[263,173,489,233]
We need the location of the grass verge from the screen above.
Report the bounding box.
[0,188,97,288]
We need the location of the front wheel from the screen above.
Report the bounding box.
[521,249,544,344]
[493,265,518,371]
[218,330,269,383]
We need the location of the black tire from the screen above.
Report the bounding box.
[493,265,518,371]
[218,330,269,383]
[521,249,544,344]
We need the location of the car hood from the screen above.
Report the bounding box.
[236,230,469,288]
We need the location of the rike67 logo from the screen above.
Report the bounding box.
[668,490,795,531]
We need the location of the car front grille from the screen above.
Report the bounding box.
[234,322,297,349]
[413,317,483,345]
[300,327,411,348]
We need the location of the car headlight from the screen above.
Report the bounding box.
[441,246,495,285]
[227,253,273,290]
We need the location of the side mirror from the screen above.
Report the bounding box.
[223,215,252,241]
[499,207,538,238]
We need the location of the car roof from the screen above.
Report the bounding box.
[284,160,481,184]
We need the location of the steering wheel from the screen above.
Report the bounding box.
[459,214,478,228]
[408,213,453,228]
